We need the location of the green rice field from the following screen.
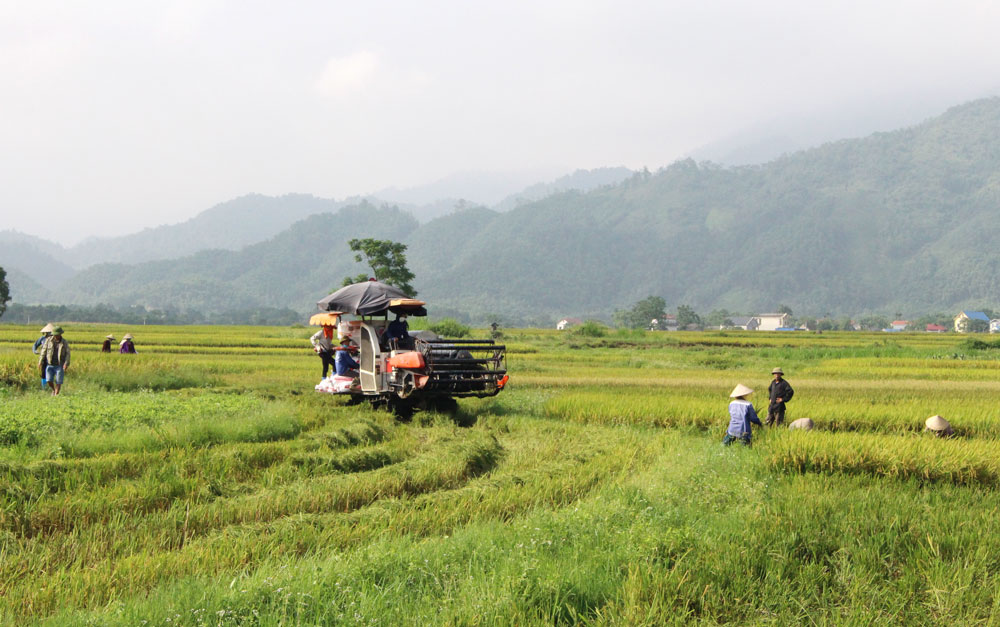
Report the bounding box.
[2,324,1000,624]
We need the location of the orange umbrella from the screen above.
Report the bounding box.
[309,312,342,326]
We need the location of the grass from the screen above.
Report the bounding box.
[1,322,999,624]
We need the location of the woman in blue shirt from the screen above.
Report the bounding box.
[723,384,762,446]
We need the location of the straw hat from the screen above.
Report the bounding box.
[925,415,953,434]
[123,333,133,340]
[771,367,784,375]
[40,323,55,334]
[788,418,814,430]
[730,383,754,398]
[105,334,115,340]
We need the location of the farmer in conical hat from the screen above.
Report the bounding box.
[33,323,55,355]
[788,417,814,430]
[723,384,762,446]
[101,334,116,353]
[119,333,137,354]
[924,415,954,437]
[766,367,794,426]
[33,323,56,389]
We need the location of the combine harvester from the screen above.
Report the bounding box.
[313,280,508,416]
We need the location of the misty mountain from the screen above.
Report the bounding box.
[373,168,563,216]
[687,95,986,166]
[494,167,634,211]
[54,203,419,313]
[0,232,76,285]
[3,267,54,305]
[1,169,629,277]
[62,194,354,268]
[7,98,1000,322]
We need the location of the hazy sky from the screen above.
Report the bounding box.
[2,1,998,245]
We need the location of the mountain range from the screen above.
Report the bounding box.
[3,98,1000,324]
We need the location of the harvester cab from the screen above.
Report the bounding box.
[314,282,508,414]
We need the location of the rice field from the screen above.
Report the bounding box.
[1,323,1000,624]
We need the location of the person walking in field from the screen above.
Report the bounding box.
[40,326,70,396]
[102,335,115,352]
[119,333,137,354]
[33,323,54,354]
[724,384,762,446]
[33,323,55,389]
[766,367,794,426]
[310,325,336,378]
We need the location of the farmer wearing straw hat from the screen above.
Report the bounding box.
[33,323,55,389]
[101,334,115,353]
[33,323,55,355]
[119,333,137,354]
[925,415,954,437]
[39,326,70,396]
[765,367,794,426]
[724,384,762,446]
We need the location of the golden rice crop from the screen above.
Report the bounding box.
[765,430,1000,486]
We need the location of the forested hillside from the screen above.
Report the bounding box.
[415,97,1000,320]
[64,194,352,267]
[8,98,1000,322]
[57,203,418,312]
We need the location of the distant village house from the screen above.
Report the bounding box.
[954,311,990,333]
[926,324,947,333]
[754,313,792,331]
[556,317,583,331]
[721,316,759,331]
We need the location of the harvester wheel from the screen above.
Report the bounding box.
[396,372,416,399]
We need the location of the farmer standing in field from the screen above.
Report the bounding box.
[40,326,70,396]
[766,367,794,426]
[119,333,137,354]
[310,324,336,378]
[33,323,55,389]
[724,384,762,446]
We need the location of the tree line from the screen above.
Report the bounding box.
[613,295,963,331]
[0,300,302,327]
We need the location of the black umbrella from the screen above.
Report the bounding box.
[317,280,412,315]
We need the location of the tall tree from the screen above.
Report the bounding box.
[676,305,702,328]
[0,266,8,319]
[341,238,417,296]
[613,295,666,329]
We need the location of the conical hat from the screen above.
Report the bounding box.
[730,383,754,398]
[788,418,814,430]
[925,415,951,431]
[123,333,133,340]
[105,335,115,340]
[40,323,55,333]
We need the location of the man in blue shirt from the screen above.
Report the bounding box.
[335,337,359,377]
[723,383,762,446]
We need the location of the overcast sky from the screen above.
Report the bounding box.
[2,1,999,245]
